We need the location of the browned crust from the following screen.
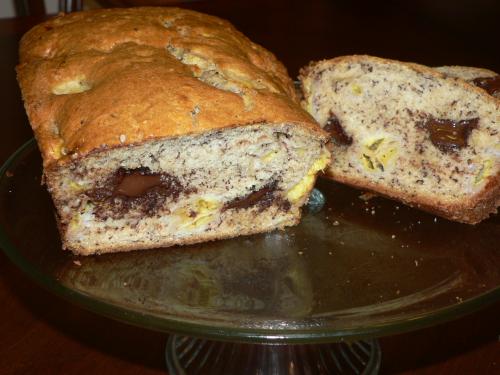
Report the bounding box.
[17,7,327,169]
[322,171,500,224]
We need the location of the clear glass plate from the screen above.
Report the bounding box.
[1,139,499,344]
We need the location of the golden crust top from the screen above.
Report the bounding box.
[17,7,325,168]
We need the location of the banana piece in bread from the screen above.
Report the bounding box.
[17,8,330,255]
[300,55,499,224]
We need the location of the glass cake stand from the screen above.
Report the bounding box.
[1,139,499,374]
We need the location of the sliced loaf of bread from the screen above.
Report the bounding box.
[300,55,499,224]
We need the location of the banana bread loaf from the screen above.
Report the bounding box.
[299,55,499,224]
[17,7,330,255]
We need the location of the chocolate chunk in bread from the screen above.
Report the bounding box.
[472,76,500,97]
[419,117,478,153]
[300,55,499,224]
[324,113,353,146]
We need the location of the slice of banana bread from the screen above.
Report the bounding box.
[17,8,330,255]
[300,55,499,224]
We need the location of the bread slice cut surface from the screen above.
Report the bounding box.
[300,55,499,224]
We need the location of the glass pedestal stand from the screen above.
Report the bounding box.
[1,141,499,375]
[164,192,381,375]
[166,336,381,375]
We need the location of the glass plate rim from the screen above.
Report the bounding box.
[1,138,499,344]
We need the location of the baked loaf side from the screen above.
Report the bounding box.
[18,7,324,168]
[300,55,499,224]
[18,8,329,254]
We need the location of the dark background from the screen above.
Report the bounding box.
[0,0,499,374]
[177,0,500,76]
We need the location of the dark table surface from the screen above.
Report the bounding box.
[1,1,499,374]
